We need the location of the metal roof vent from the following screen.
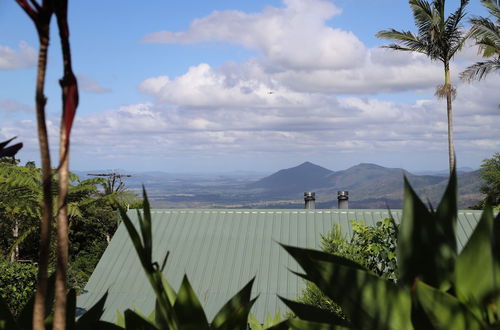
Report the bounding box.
[304,192,316,209]
[337,191,348,209]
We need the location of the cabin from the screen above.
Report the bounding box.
[76,205,483,322]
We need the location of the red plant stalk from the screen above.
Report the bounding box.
[53,0,78,328]
[14,1,54,329]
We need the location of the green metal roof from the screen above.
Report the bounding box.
[77,208,485,322]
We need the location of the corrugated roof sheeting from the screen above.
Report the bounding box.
[77,209,484,323]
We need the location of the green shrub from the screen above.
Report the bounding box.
[296,218,398,320]
[284,170,500,329]
[0,261,37,316]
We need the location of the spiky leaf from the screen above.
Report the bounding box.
[397,173,457,289]
[211,277,256,330]
[173,276,209,330]
[124,310,158,330]
[283,244,412,330]
[76,291,108,328]
[455,207,500,318]
[279,297,348,326]
[415,281,485,329]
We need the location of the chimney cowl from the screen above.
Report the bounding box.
[337,191,349,209]
[304,192,316,209]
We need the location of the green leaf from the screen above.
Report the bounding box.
[278,297,348,326]
[173,276,209,330]
[115,311,125,328]
[0,295,18,330]
[17,273,56,330]
[76,291,108,328]
[117,205,148,269]
[287,318,350,330]
[414,281,485,330]
[456,206,500,317]
[124,310,158,330]
[265,320,289,330]
[283,244,412,330]
[140,186,153,266]
[247,314,263,330]
[397,174,457,289]
[160,274,177,306]
[211,277,256,330]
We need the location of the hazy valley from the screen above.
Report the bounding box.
[80,162,483,209]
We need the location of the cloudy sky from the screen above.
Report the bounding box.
[0,0,498,173]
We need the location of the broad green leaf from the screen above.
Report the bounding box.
[139,186,152,267]
[265,320,289,330]
[283,244,412,330]
[278,297,348,326]
[456,206,500,317]
[118,205,148,270]
[397,174,457,289]
[160,274,177,306]
[151,271,178,329]
[124,310,158,330]
[114,312,125,328]
[0,295,17,330]
[173,276,209,330]
[76,291,108,327]
[211,277,256,330]
[287,318,350,330]
[247,314,263,330]
[415,281,485,330]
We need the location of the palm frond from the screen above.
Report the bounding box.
[481,0,500,21]
[460,57,500,81]
[445,0,468,38]
[376,29,428,53]
[469,17,500,54]
[410,0,434,31]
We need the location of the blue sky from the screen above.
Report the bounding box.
[0,0,498,173]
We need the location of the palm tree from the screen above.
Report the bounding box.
[460,0,500,81]
[377,0,469,173]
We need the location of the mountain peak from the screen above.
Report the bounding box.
[248,161,333,190]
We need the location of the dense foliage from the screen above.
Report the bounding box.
[0,261,37,316]
[480,152,500,206]
[297,218,398,318]
[284,171,500,329]
[0,160,134,313]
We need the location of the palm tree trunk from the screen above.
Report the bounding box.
[11,219,19,262]
[444,63,455,174]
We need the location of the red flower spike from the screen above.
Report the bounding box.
[63,73,78,145]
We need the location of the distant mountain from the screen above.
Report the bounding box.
[412,167,476,177]
[247,162,483,209]
[247,161,333,192]
[76,162,484,209]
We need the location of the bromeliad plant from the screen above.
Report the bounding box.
[282,169,500,329]
[116,188,287,330]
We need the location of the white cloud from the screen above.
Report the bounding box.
[0,41,36,70]
[142,0,365,71]
[77,74,112,94]
[140,0,449,96]
[139,63,319,108]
